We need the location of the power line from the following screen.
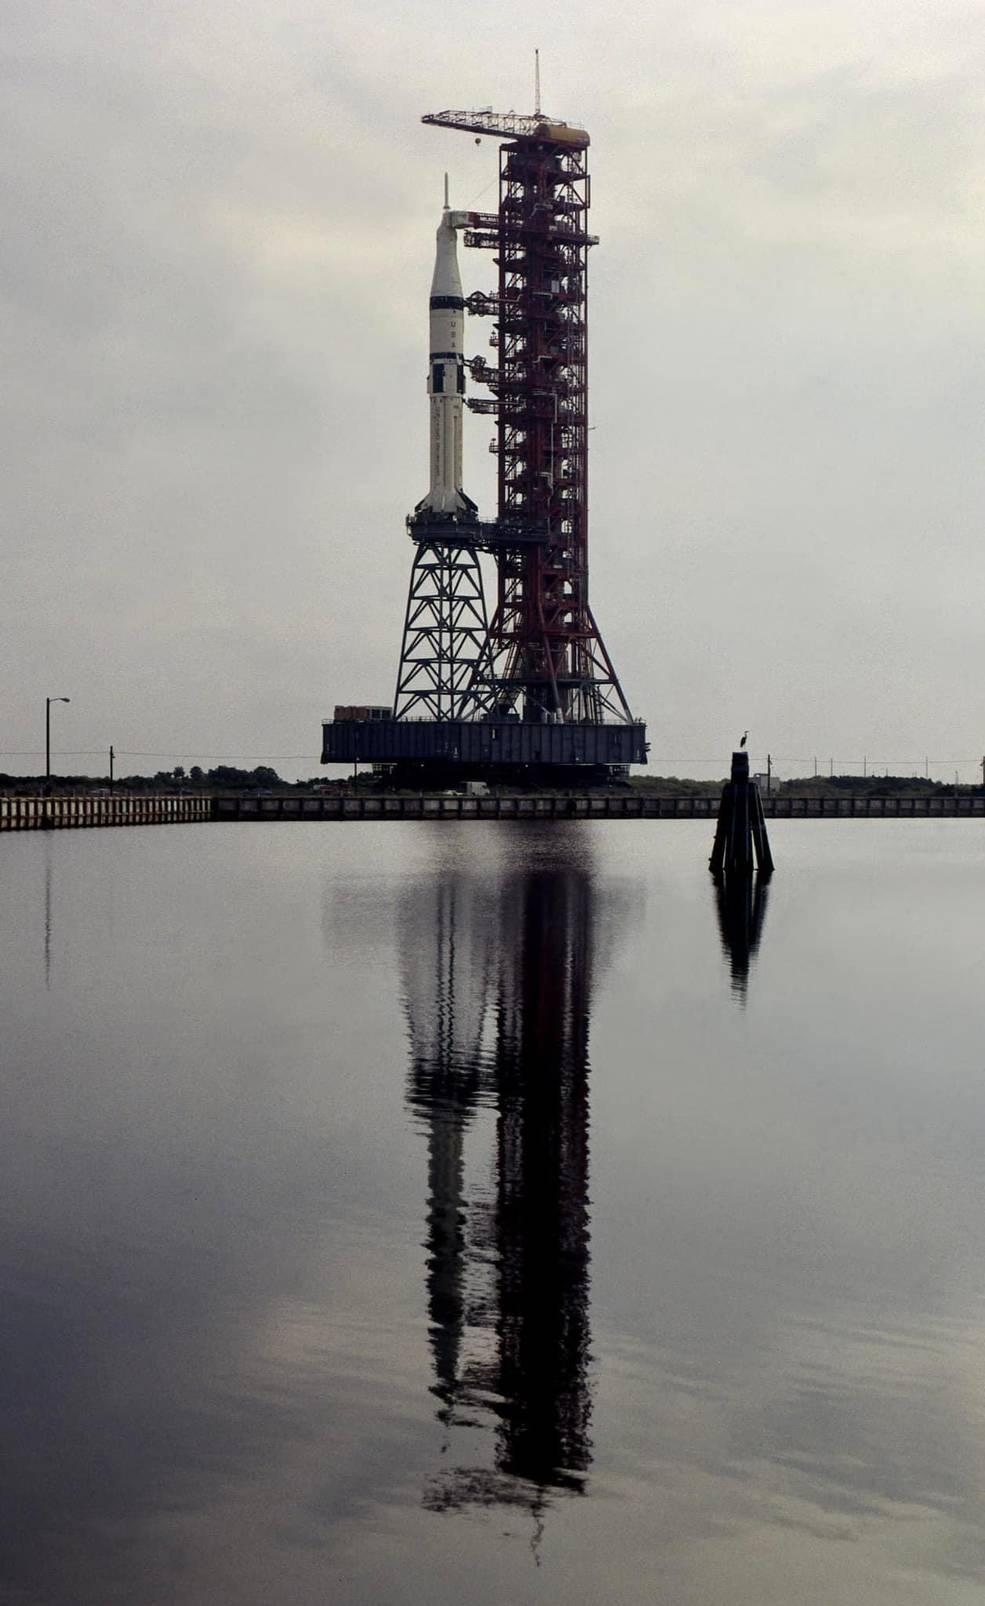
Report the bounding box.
[2,748,982,774]
[0,750,322,761]
[114,752,322,761]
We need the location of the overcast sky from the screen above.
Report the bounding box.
[3,0,984,779]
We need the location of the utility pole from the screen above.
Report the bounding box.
[109,744,114,793]
[813,756,818,777]
[863,755,867,777]
[829,757,833,777]
[766,753,772,797]
[45,696,70,796]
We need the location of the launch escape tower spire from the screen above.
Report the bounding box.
[322,100,647,775]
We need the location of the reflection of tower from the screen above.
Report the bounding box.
[713,871,771,1000]
[493,869,592,1489]
[402,842,606,1511]
[402,875,495,1420]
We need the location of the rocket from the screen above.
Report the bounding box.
[415,179,477,520]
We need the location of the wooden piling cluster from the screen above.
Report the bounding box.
[709,751,775,875]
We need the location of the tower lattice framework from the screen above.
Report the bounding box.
[457,116,633,725]
[394,541,489,720]
[391,108,636,732]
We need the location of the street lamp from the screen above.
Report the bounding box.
[45,697,70,795]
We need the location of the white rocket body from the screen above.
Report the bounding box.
[416,206,476,518]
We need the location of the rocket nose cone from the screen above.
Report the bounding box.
[430,211,463,299]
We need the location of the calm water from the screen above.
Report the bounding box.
[2,821,985,1604]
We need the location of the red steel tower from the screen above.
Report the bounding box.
[423,108,634,726]
[321,106,646,776]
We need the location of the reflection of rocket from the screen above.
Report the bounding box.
[415,180,477,520]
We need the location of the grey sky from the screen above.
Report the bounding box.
[3,0,983,779]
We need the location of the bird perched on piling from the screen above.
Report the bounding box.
[740,731,748,748]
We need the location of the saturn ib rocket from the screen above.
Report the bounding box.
[415,184,477,520]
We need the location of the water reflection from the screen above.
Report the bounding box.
[44,836,53,988]
[403,874,494,1432]
[712,870,771,999]
[3,827,983,1602]
[402,845,605,1515]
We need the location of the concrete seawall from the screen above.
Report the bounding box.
[213,793,985,820]
[2,792,982,830]
[1,795,211,830]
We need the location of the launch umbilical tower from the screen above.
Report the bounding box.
[442,108,629,725]
[323,103,646,775]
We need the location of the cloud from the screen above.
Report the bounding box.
[2,0,984,772]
